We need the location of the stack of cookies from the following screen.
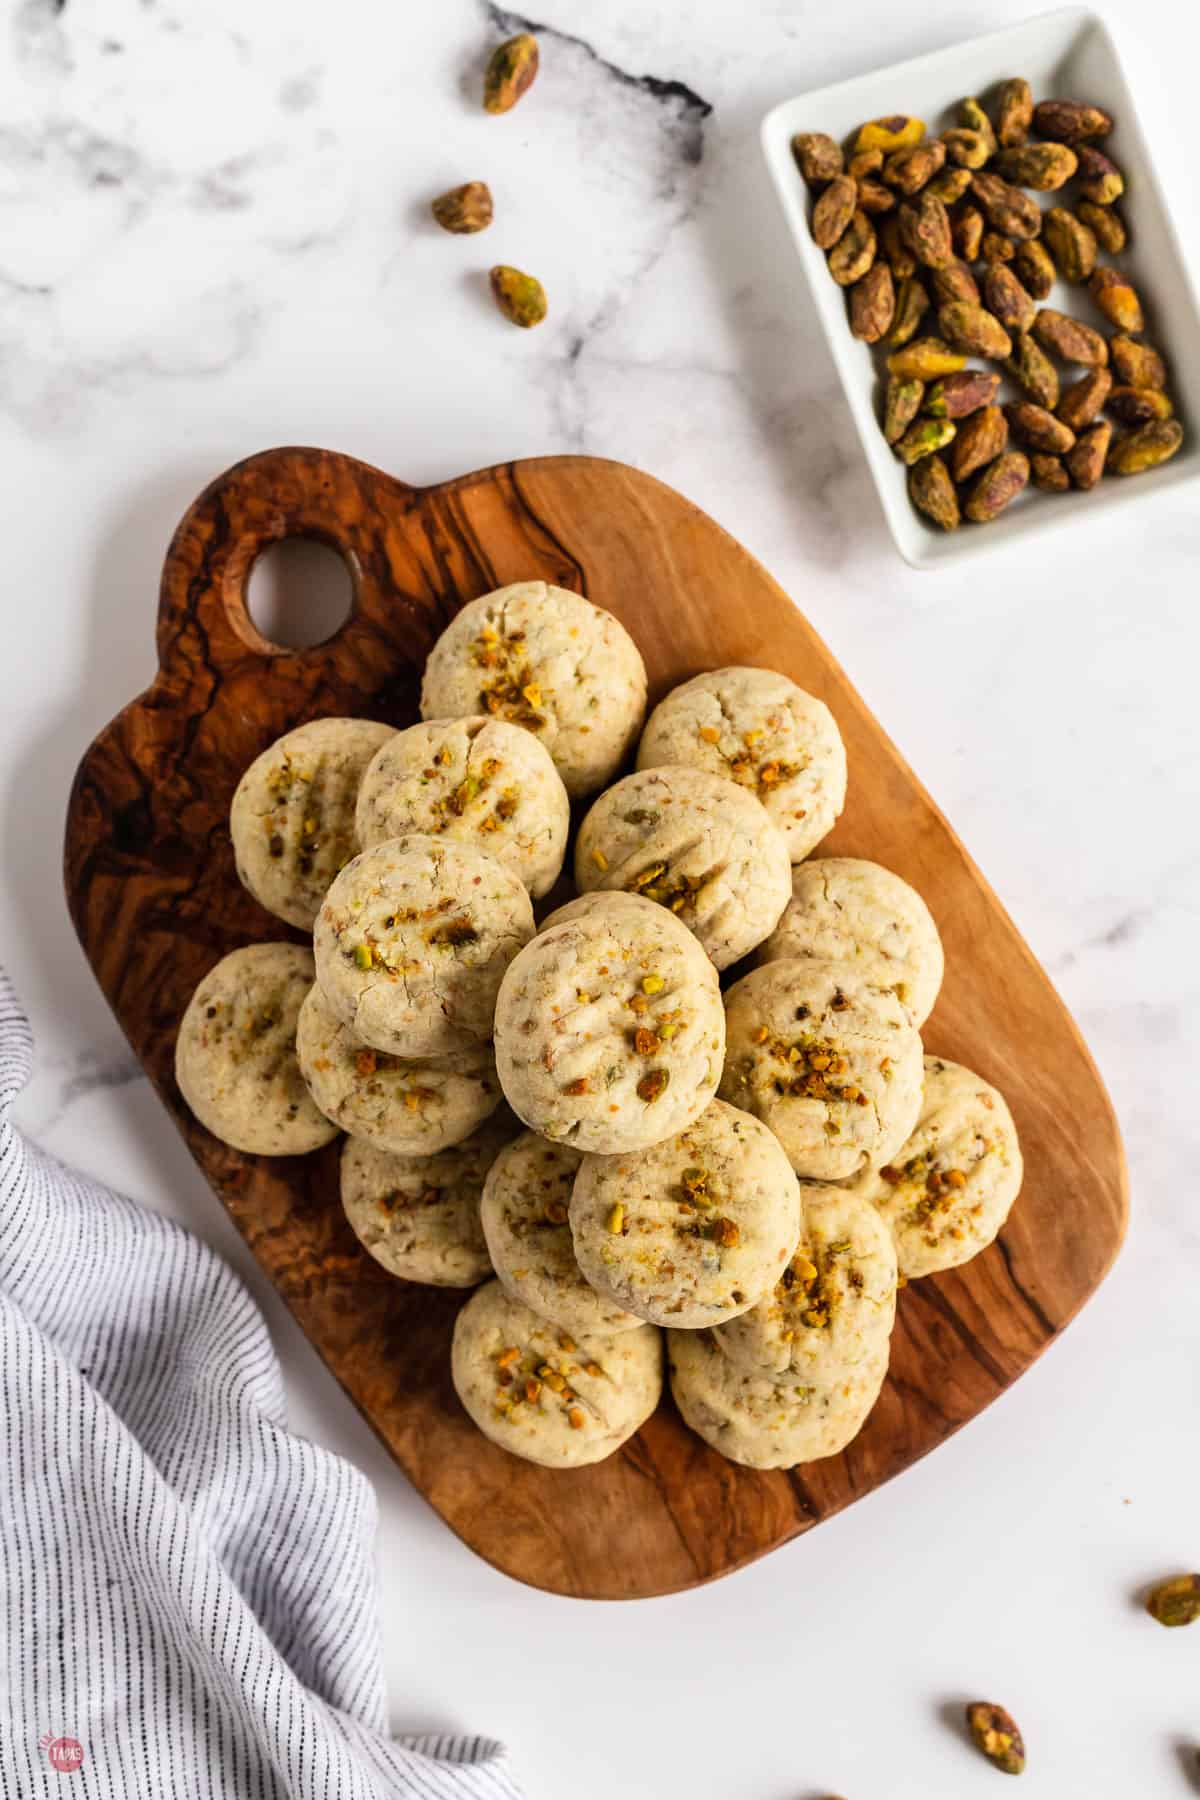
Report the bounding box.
[175,580,1023,1472]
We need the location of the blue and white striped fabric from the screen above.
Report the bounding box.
[0,972,523,1799]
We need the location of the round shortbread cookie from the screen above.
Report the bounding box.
[175,943,339,1156]
[494,892,725,1154]
[296,982,501,1156]
[668,1327,888,1469]
[569,1099,801,1328]
[844,1055,1023,1279]
[339,1112,517,1285]
[713,1183,897,1386]
[230,718,394,930]
[534,891,639,934]
[354,716,569,899]
[451,1280,662,1467]
[636,666,846,861]
[313,835,534,1057]
[719,958,923,1180]
[419,582,647,798]
[758,857,943,1027]
[574,764,791,970]
[480,1132,643,1334]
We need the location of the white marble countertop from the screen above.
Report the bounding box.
[2,0,1198,1794]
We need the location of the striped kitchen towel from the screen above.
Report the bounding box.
[0,971,523,1800]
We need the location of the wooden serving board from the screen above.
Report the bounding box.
[64,447,1127,1600]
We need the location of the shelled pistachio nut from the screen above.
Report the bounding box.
[792,132,844,185]
[951,404,1009,482]
[996,78,1033,148]
[483,33,539,113]
[1067,419,1114,488]
[908,454,960,529]
[1106,419,1184,474]
[993,142,1078,190]
[964,450,1030,521]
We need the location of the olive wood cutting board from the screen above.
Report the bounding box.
[64,446,1128,1599]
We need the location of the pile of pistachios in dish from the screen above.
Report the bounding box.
[429,33,548,330]
[793,81,1184,531]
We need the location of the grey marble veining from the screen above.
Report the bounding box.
[20,1044,145,1137]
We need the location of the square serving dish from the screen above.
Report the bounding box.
[761,8,1200,568]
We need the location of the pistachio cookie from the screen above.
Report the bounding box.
[713,1183,897,1385]
[451,1280,662,1467]
[175,943,339,1156]
[296,982,501,1156]
[339,1111,517,1285]
[636,666,847,861]
[574,765,791,970]
[719,957,923,1180]
[759,857,944,1027]
[494,892,725,1154]
[569,1100,801,1328]
[230,718,394,930]
[668,1327,888,1469]
[354,716,569,899]
[419,581,647,798]
[313,835,534,1058]
[534,891,655,934]
[480,1132,643,1334]
[845,1055,1023,1278]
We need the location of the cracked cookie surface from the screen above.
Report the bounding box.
[296,981,501,1156]
[719,957,923,1180]
[451,1279,662,1467]
[574,764,791,969]
[636,665,846,861]
[569,1099,801,1327]
[355,715,569,899]
[668,1326,889,1469]
[339,1111,518,1285]
[419,581,647,798]
[230,717,394,930]
[175,943,339,1156]
[313,834,534,1057]
[714,1182,897,1385]
[493,891,724,1154]
[759,856,943,1027]
[845,1055,1023,1277]
[480,1132,643,1334]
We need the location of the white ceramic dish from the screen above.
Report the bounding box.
[761,8,1200,568]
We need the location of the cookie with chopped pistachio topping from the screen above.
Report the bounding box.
[296,982,501,1156]
[339,1111,517,1285]
[713,1182,897,1385]
[493,892,725,1154]
[636,666,846,862]
[569,1099,801,1328]
[175,943,339,1156]
[574,765,791,970]
[230,718,394,930]
[668,1326,888,1469]
[480,1132,644,1333]
[354,716,569,899]
[719,957,923,1180]
[313,835,534,1058]
[451,1279,662,1467]
[419,582,647,799]
[845,1055,1023,1278]
[758,857,944,1026]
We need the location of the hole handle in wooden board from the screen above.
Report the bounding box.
[153,445,420,686]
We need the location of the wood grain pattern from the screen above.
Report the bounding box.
[64,446,1127,1599]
